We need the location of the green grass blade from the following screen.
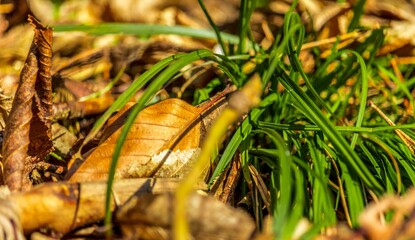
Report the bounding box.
[283,11,341,124]
[275,65,384,194]
[364,134,401,193]
[340,50,369,149]
[308,134,336,227]
[285,166,306,237]
[252,129,293,238]
[337,160,364,226]
[256,121,415,132]
[208,93,279,185]
[348,0,366,32]
[82,53,184,146]
[237,0,256,54]
[54,23,240,44]
[198,0,227,55]
[78,64,126,102]
[104,49,214,234]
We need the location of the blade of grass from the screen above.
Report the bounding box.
[285,165,306,238]
[240,137,254,192]
[308,133,336,227]
[348,0,366,32]
[54,23,240,44]
[284,11,342,124]
[274,65,384,194]
[208,92,279,185]
[252,128,294,238]
[358,141,383,181]
[78,64,126,102]
[237,0,256,54]
[104,49,214,236]
[198,0,227,55]
[338,156,365,226]
[363,134,401,193]
[340,50,369,149]
[256,121,415,132]
[81,53,185,147]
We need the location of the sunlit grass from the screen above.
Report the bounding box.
[54,0,415,238]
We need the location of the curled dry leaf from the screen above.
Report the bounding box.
[1,16,53,192]
[116,192,256,240]
[0,178,180,236]
[359,188,415,240]
[66,96,227,182]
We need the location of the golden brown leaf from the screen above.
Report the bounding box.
[2,15,53,192]
[66,97,227,182]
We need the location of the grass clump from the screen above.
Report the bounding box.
[55,0,415,238]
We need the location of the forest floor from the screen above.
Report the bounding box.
[1,0,415,239]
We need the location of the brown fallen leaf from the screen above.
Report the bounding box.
[117,192,256,240]
[0,178,182,237]
[51,47,114,120]
[66,95,228,182]
[365,0,415,22]
[0,178,255,239]
[359,188,415,240]
[1,15,53,192]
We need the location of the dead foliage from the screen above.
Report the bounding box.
[1,0,415,239]
[66,96,228,182]
[2,15,53,192]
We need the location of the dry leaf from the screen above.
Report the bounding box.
[365,0,415,22]
[210,155,241,204]
[315,224,363,240]
[359,188,415,240]
[51,123,77,156]
[2,15,53,192]
[29,0,101,24]
[66,97,227,182]
[116,192,256,240]
[53,95,114,120]
[0,178,254,238]
[0,178,181,236]
[248,164,271,212]
[0,187,25,240]
[51,48,114,119]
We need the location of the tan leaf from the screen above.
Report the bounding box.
[66,96,227,182]
[365,0,415,23]
[359,188,415,240]
[0,178,181,236]
[2,15,53,192]
[116,192,256,240]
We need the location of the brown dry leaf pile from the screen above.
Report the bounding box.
[0,9,252,239]
[1,0,415,239]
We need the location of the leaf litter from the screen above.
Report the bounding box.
[1,0,415,239]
